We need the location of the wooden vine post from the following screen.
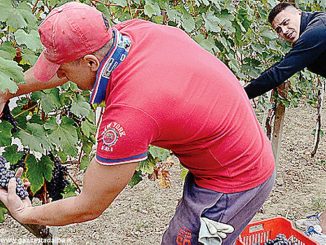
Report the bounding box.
[271,82,289,166]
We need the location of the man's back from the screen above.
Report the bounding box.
[97,19,275,193]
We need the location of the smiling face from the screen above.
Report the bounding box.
[272,7,302,43]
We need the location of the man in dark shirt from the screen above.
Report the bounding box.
[245,2,326,240]
[244,2,326,99]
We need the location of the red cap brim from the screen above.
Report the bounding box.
[33,51,61,82]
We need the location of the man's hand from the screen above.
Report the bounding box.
[0,168,32,223]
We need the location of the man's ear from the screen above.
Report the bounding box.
[83,55,100,72]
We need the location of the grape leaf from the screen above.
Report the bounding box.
[137,158,156,174]
[112,0,127,7]
[144,1,161,17]
[203,12,221,33]
[181,13,195,32]
[70,94,91,117]
[81,120,97,138]
[149,146,170,161]
[0,121,13,146]
[26,155,54,194]
[0,0,13,22]
[3,145,24,164]
[14,29,42,51]
[17,123,53,153]
[45,117,78,157]
[0,56,24,87]
[39,88,61,114]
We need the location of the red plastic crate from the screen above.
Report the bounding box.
[236,217,318,245]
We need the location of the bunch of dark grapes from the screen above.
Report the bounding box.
[264,234,299,245]
[47,158,69,201]
[0,156,28,199]
[1,102,18,133]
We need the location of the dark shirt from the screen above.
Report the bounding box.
[245,11,326,99]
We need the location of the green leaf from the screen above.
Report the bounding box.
[0,42,16,60]
[128,170,143,187]
[199,0,210,6]
[261,29,277,40]
[193,34,218,53]
[21,48,39,66]
[17,2,37,28]
[137,158,155,174]
[26,155,54,194]
[0,121,13,146]
[63,183,77,198]
[149,146,170,161]
[0,57,24,93]
[15,30,42,51]
[7,11,28,29]
[0,0,13,22]
[81,120,97,138]
[0,202,8,223]
[112,0,127,7]
[46,117,78,157]
[3,145,24,164]
[0,57,24,82]
[144,1,161,17]
[182,13,196,32]
[166,8,181,22]
[180,165,188,181]
[39,88,61,114]
[17,123,53,153]
[203,12,221,33]
[96,3,112,23]
[80,156,90,171]
[70,94,91,117]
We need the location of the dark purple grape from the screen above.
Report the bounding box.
[47,157,69,201]
[0,156,28,199]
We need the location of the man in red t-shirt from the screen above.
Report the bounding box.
[0,2,275,244]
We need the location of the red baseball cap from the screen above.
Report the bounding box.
[34,2,113,82]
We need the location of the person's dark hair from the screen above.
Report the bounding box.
[268,2,296,24]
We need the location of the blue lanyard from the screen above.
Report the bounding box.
[90,29,131,105]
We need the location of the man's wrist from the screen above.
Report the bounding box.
[14,206,37,224]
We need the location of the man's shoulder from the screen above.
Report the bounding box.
[300,12,326,41]
[113,19,154,30]
[307,12,326,27]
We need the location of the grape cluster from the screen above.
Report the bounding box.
[1,102,18,133]
[0,156,28,199]
[47,158,69,201]
[264,234,299,245]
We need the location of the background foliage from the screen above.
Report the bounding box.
[0,0,325,222]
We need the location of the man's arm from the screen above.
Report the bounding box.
[0,67,68,114]
[0,158,138,226]
[245,25,326,99]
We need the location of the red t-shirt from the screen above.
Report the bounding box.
[95,19,275,193]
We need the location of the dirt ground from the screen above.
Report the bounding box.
[0,100,325,245]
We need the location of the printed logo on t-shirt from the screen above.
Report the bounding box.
[100,122,126,152]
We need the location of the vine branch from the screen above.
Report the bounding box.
[311,77,325,157]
